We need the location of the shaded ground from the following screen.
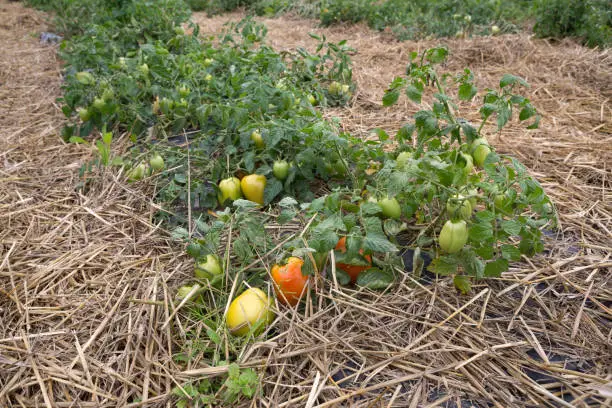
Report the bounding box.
[1,2,610,407]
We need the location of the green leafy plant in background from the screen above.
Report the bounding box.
[533,0,611,47]
[183,0,610,47]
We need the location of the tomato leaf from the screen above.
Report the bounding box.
[425,47,448,63]
[406,84,422,104]
[453,275,471,294]
[469,221,493,241]
[501,219,522,236]
[334,269,351,286]
[277,209,296,224]
[500,74,528,89]
[357,268,394,289]
[428,255,458,276]
[459,248,484,278]
[496,104,511,130]
[396,124,415,143]
[363,234,398,253]
[382,90,400,107]
[264,178,283,205]
[360,202,382,216]
[310,229,339,253]
[458,82,477,101]
[315,214,346,232]
[501,244,521,261]
[484,258,509,277]
[459,121,478,142]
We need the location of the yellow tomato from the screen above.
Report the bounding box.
[226,288,274,336]
[240,174,266,205]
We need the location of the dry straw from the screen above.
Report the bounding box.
[1,2,610,407]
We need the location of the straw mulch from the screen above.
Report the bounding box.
[1,2,610,407]
[1,1,188,406]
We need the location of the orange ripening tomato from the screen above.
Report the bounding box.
[334,237,372,283]
[271,257,308,306]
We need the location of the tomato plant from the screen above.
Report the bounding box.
[380,47,552,287]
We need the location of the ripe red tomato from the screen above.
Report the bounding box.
[334,237,372,283]
[271,257,308,306]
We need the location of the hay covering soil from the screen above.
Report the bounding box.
[1,2,610,407]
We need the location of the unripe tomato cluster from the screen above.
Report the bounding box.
[127,152,165,182]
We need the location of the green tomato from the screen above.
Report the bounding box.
[439,219,468,254]
[218,177,242,205]
[204,73,212,81]
[128,162,148,182]
[446,194,472,220]
[308,94,316,105]
[194,254,223,280]
[333,160,347,176]
[176,285,202,302]
[251,130,264,149]
[139,63,149,76]
[472,144,491,167]
[459,152,474,175]
[273,160,290,180]
[470,138,491,167]
[92,98,106,111]
[328,81,341,95]
[341,84,350,94]
[203,58,214,67]
[491,25,500,35]
[379,197,401,219]
[75,71,94,85]
[77,107,91,121]
[149,153,164,172]
[178,85,190,98]
[102,88,114,102]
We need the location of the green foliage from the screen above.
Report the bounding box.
[28,0,557,381]
[533,0,611,47]
[379,48,555,290]
[185,0,610,47]
[172,364,259,406]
